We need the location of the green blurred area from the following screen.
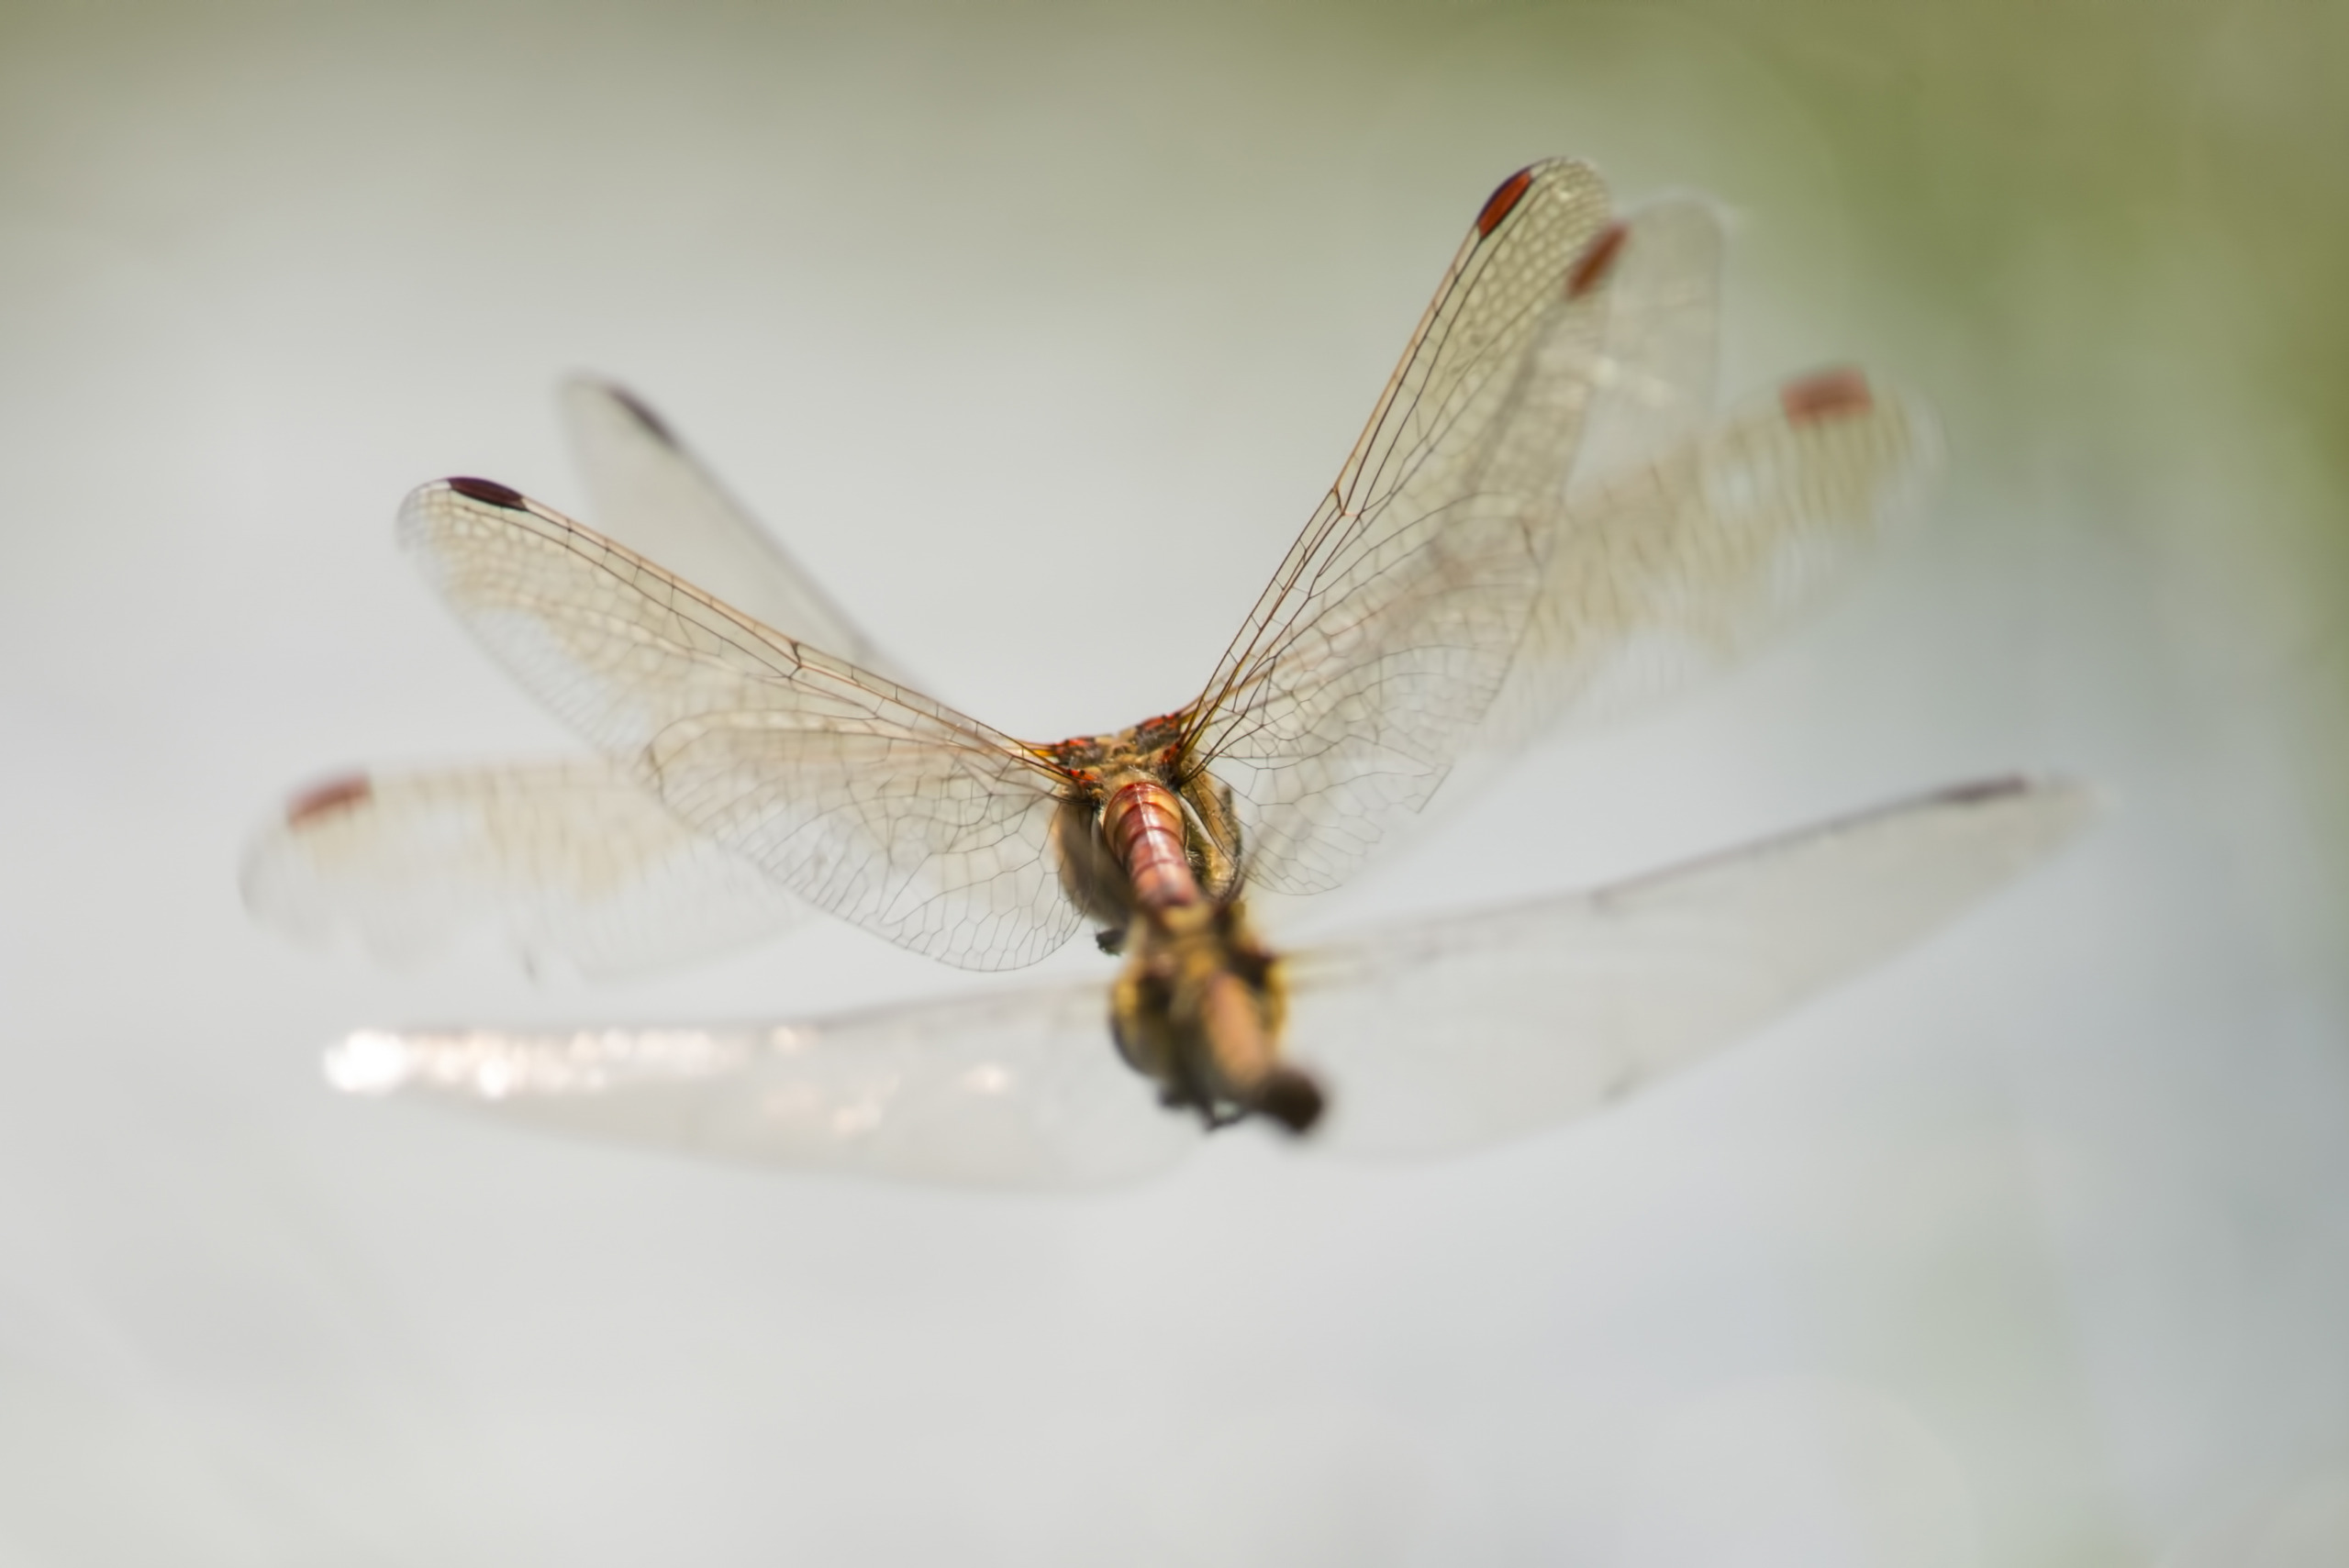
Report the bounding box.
[1687,0,2349,875]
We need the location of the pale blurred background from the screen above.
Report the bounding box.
[2,1,2344,1563]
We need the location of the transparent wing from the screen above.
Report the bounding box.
[1475,365,1939,757]
[324,982,1202,1191]
[400,481,1078,970]
[1566,196,1723,492]
[1188,160,1619,893]
[559,377,912,684]
[1283,776,2094,1158]
[240,761,805,978]
[1186,179,1932,899]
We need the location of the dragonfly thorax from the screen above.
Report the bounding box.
[1043,717,1243,946]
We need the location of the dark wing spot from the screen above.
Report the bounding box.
[1565,221,1628,300]
[286,773,372,828]
[448,476,529,509]
[607,384,676,445]
[1779,366,1874,425]
[1475,166,1537,238]
[1936,774,2030,806]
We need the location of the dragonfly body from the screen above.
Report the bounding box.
[1038,719,1305,1126]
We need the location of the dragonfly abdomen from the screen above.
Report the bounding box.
[1101,776,1199,913]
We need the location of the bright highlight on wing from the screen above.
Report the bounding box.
[328,982,1198,1191]
[325,778,2091,1189]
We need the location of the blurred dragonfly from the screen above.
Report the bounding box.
[252,159,1946,1134]
[326,778,2090,1188]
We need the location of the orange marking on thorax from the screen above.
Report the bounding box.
[1780,366,1875,425]
[1101,778,1199,913]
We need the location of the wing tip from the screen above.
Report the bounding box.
[1475,166,1539,237]
[1564,220,1630,299]
[324,1029,412,1095]
[562,373,679,447]
[445,475,531,510]
[1779,365,1876,425]
[1947,771,2104,846]
[284,771,373,828]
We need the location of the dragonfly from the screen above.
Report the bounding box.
[324,777,2092,1189]
[250,159,1943,1135]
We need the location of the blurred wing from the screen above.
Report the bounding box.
[1476,366,1939,756]
[325,982,1202,1191]
[241,762,805,978]
[1284,776,2094,1157]
[1566,196,1723,490]
[559,377,912,684]
[1188,160,1619,893]
[401,481,1077,970]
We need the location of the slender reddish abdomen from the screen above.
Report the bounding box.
[1100,779,1199,912]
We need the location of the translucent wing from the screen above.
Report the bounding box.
[1183,175,1936,900]
[559,377,912,683]
[1286,776,2094,1157]
[1475,366,1939,758]
[1566,196,1723,493]
[400,481,1079,970]
[324,981,1202,1191]
[246,382,912,983]
[240,761,805,978]
[1188,160,1619,893]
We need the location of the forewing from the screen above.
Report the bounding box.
[400,481,1075,969]
[325,983,1202,1190]
[1189,161,1618,893]
[560,377,911,683]
[1284,777,2094,1157]
[241,761,804,978]
[1475,367,1940,757]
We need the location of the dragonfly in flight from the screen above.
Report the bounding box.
[249,159,2063,1161]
